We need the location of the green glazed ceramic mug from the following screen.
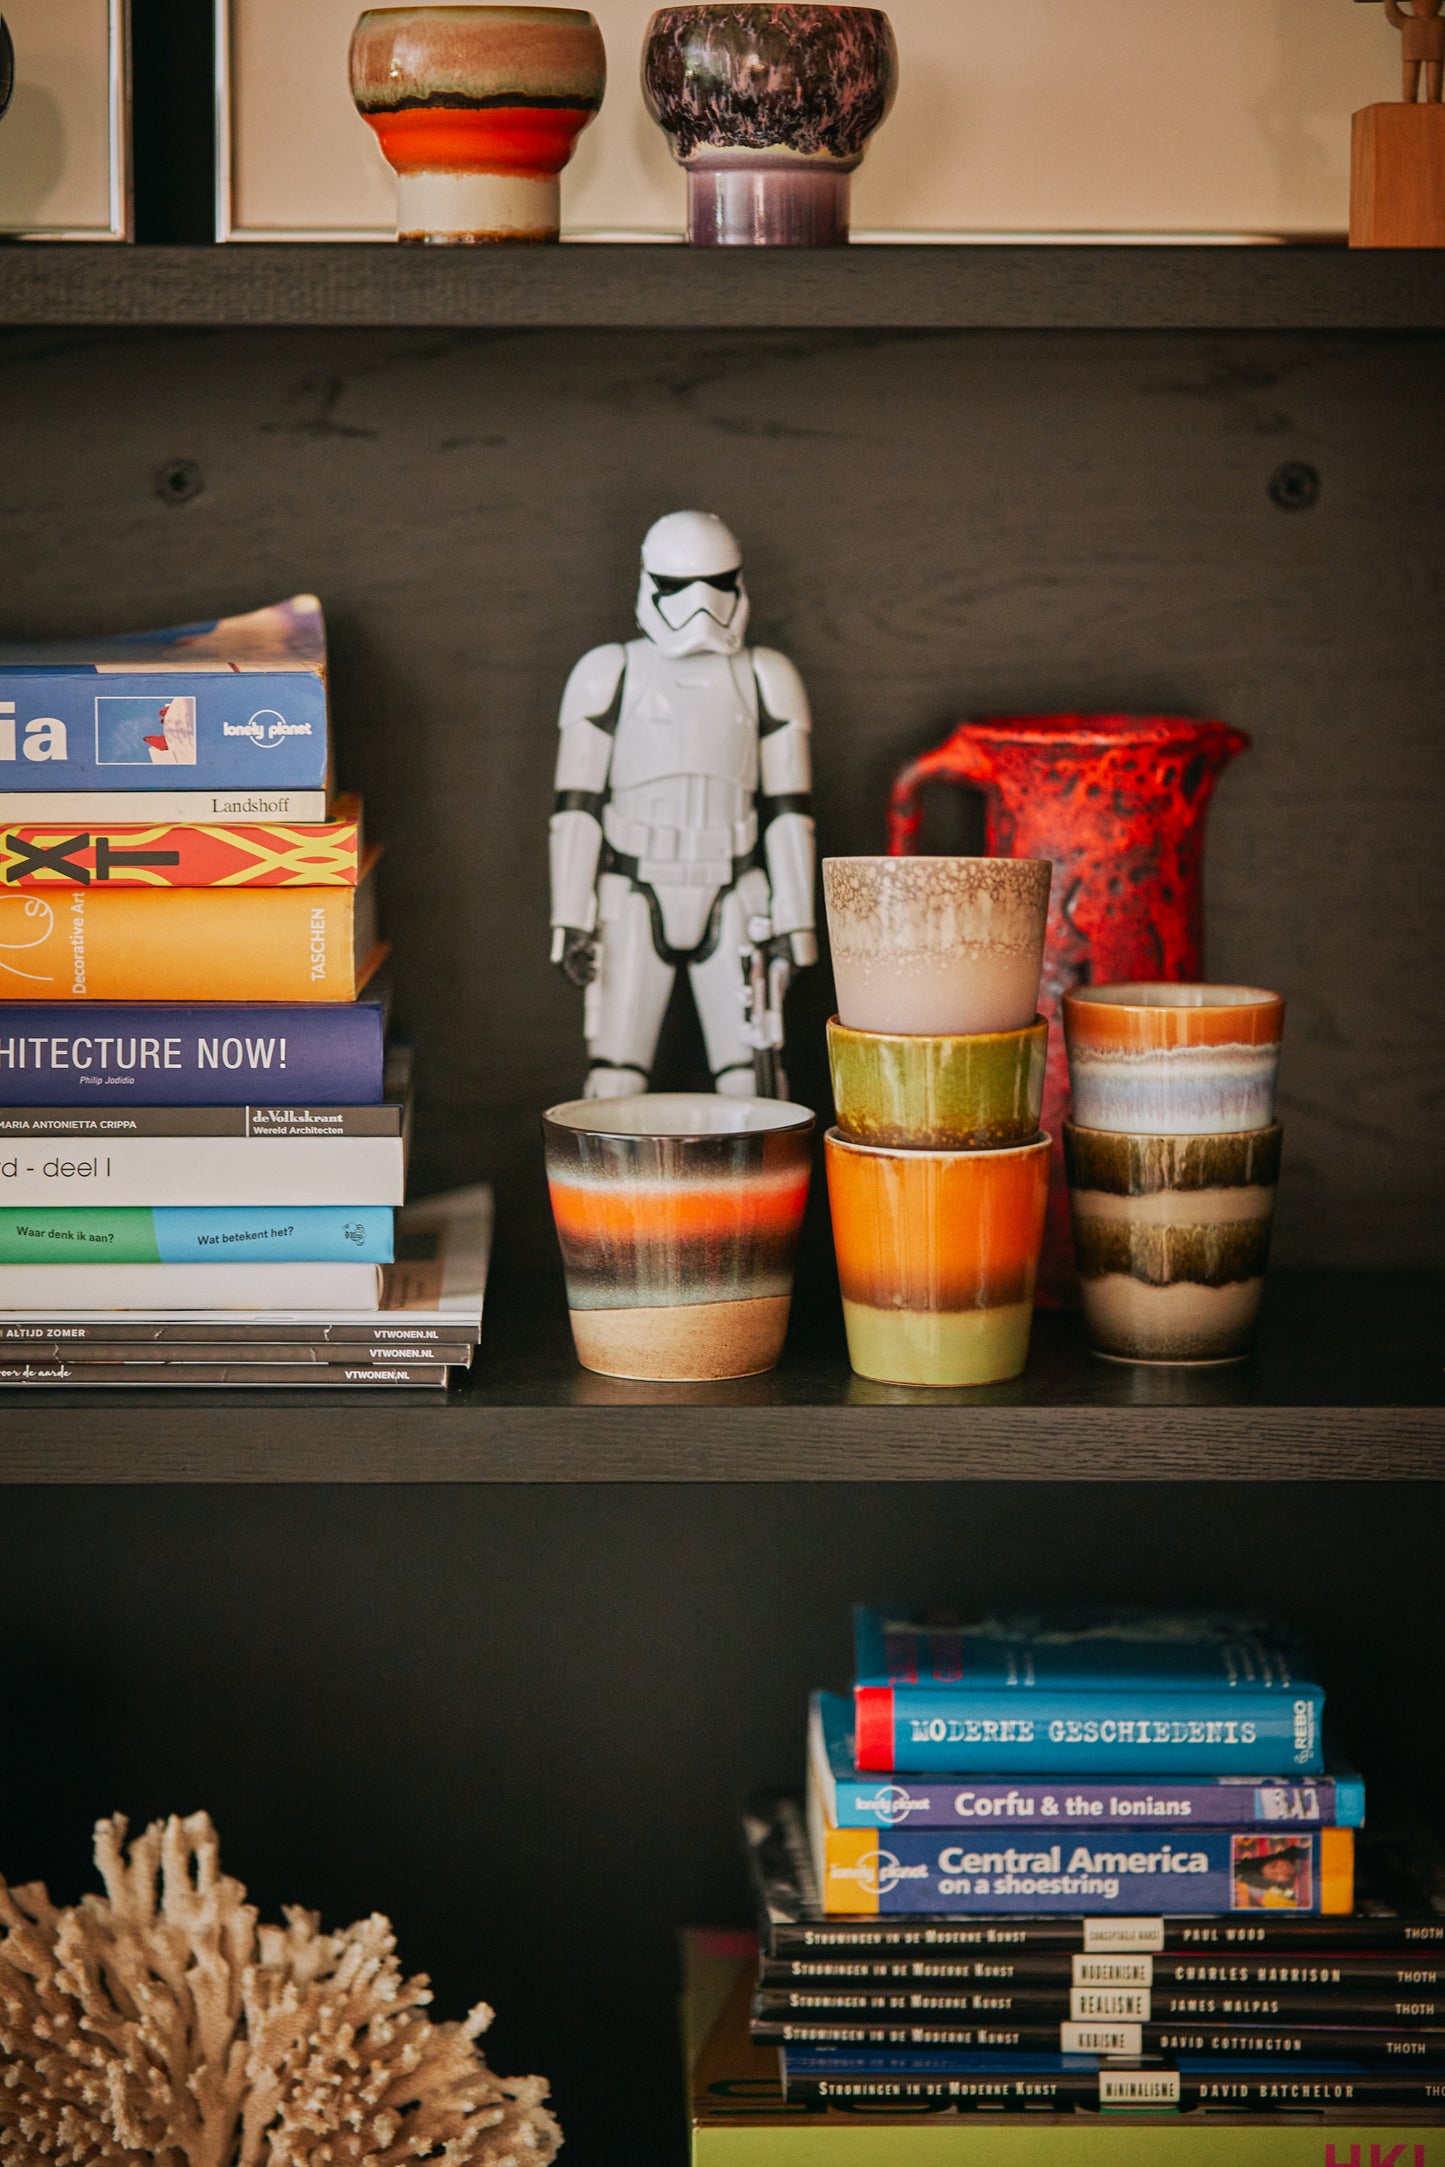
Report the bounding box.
[827,1013,1047,1151]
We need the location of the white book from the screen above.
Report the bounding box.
[0,1261,380,1310]
[0,790,329,823]
[0,1136,405,1206]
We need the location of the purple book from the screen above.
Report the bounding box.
[0,998,387,1105]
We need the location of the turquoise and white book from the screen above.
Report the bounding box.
[0,1206,392,1265]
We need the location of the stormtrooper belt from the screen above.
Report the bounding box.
[601,841,764,969]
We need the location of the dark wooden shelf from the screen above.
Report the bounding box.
[0,1273,1438,1482]
[2,241,1445,331]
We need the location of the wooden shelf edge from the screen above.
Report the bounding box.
[1,242,1443,332]
[0,1402,1440,1483]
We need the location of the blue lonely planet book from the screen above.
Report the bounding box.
[0,998,388,1105]
[854,1610,1325,1777]
[810,1695,1364,1831]
[0,596,329,794]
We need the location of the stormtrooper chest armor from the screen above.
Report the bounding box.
[603,643,760,890]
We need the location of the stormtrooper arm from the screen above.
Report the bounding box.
[549,643,625,951]
[755,646,817,960]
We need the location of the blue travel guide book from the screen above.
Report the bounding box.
[810,1694,1363,1830]
[853,1611,1325,1777]
[0,596,328,793]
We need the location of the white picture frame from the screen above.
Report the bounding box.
[0,0,131,241]
[215,0,1398,247]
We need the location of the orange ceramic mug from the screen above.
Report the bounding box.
[825,1128,1050,1387]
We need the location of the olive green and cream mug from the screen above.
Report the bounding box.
[827,1013,1047,1152]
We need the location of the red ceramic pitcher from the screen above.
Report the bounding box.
[887,714,1249,1301]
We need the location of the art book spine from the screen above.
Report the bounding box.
[767,1916,1445,1957]
[855,1684,1324,1775]
[0,796,361,888]
[0,1139,405,1207]
[0,1260,379,1308]
[761,1953,1445,1991]
[752,2013,1445,2059]
[0,1207,394,1265]
[0,792,330,823]
[0,1361,448,1388]
[0,884,363,1001]
[782,2054,1445,2117]
[756,1984,1445,2025]
[0,1005,385,1104]
[0,1109,404,1136]
[0,671,328,789]
[813,1810,1354,1917]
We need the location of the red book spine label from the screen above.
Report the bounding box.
[854,1686,895,1771]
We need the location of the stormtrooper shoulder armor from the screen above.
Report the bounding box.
[559,642,627,743]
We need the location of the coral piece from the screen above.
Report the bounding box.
[0,1811,561,2167]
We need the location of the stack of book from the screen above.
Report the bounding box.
[0,597,487,1388]
[701,1608,1445,2159]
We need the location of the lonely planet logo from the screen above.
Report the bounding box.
[223,709,313,750]
[829,1849,930,1900]
[858,1785,932,1827]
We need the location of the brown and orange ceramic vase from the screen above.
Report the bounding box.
[542,1093,813,1381]
[350,7,606,244]
[643,5,898,246]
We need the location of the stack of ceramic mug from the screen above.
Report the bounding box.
[821,856,1054,1388]
[1062,984,1285,1364]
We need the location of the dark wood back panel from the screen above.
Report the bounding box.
[0,325,1440,1272]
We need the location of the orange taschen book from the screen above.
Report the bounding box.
[0,851,382,1002]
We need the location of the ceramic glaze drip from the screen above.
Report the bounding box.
[643,5,897,160]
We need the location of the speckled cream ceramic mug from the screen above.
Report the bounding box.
[823,856,1051,1037]
[542,1093,813,1381]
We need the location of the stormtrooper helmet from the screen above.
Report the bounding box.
[636,510,750,658]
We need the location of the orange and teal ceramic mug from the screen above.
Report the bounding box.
[825,1128,1050,1387]
[827,1013,1047,1152]
[543,1094,813,1381]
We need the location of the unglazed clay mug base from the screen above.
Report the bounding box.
[826,1128,1050,1388]
[1065,1121,1281,1365]
[350,7,606,244]
[542,1093,812,1382]
[823,856,1051,1038]
[1064,982,1284,1136]
[827,1014,1047,1152]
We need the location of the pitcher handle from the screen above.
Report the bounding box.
[887,721,996,855]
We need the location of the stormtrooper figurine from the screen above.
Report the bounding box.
[549,511,816,1099]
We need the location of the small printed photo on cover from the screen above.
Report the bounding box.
[1231,1833,1312,1911]
[96,695,197,765]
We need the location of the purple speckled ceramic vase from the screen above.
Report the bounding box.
[643,4,898,246]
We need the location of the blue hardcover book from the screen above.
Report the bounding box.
[0,1206,393,1265]
[0,998,387,1105]
[810,1695,1364,1831]
[854,1611,1325,1777]
[0,596,328,793]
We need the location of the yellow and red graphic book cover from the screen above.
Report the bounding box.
[0,795,362,889]
[0,852,383,1003]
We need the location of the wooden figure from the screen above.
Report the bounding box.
[1351,0,1445,245]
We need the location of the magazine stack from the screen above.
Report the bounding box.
[0,597,487,1388]
[688,1607,1445,2162]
